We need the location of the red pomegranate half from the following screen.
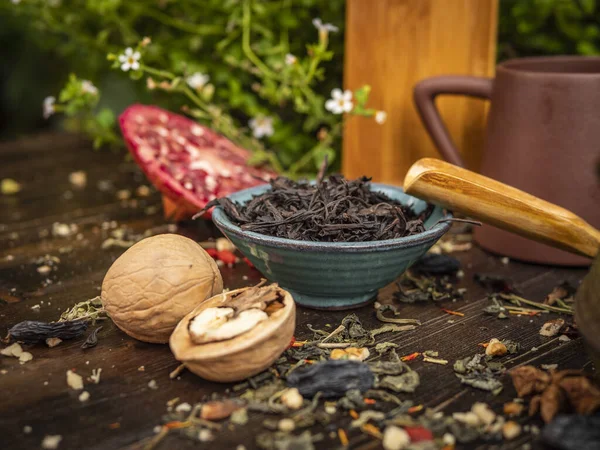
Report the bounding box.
[119,104,277,220]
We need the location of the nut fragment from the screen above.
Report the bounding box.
[382,425,410,450]
[485,338,507,357]
[539,319,565,337]
[471,402,495,426]
[502,421,522,440]
[281,388,304,410]
[330,347,370,362]
[170,284,295,382]
[189,308,267,344]
[200,400,241,420]
[503,401,524,416]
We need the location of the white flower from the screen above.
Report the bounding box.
[285,54,297,66]
[325,89,353,114]
[312,18,339,33]
[81,80,98,95]
[11,0,21,4]
[375,111,387,124]
[43,96,55,119]
[186,72,210,90]
[118,47,141,72]
[249,116,274,139]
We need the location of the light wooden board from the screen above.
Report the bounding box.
[342,0,498,184]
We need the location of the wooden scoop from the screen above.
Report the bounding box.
[403,158,600,259]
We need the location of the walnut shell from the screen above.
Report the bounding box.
[101,234,223,343]
[169,286,295,382]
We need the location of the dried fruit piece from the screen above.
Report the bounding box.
[119,105,276,220]
[280,388,304,410]
[287,360,375,399]
[540,319,565,337]
[200,400,241,420]
[8,320,88,344]
[170,284,295,382]
[503,421,522,440]
[485,338,507,357]
[101,234,223,343]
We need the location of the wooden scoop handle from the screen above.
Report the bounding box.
[404,158,600,258]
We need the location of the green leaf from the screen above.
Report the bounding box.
[354,85,371,107]
[95,108,116,129]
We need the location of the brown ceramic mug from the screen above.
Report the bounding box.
[414,56,600,266]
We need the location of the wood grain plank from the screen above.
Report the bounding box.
[342,0,498,184]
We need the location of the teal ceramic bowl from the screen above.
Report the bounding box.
[211,183,452,310]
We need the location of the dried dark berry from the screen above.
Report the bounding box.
[541,415,600,450]
[8,320,88,344]
[286,360,374,399]
[411,253,460,275]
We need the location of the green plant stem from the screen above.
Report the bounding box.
[138,6,223,35]
[242,0,279,80]
[499,293,574,315]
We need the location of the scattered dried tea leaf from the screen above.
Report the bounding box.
[81,326,103,349]
[378,371,420,393]
[287,360,374,399]
[350,410,386,428]
[375,304,421,326]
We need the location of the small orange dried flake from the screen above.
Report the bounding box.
[401,352,421,362]
[441,308,464,317]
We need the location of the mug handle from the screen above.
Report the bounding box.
[413,76,493,167]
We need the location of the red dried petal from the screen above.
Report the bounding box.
[119,105,276,220]
[205,248,218,258]
[404,426,433,442]
[217,250,237,264]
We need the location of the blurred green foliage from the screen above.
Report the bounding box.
[498,0,600,59]
[1,0,599,175]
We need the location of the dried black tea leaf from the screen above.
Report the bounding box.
[474,273,518,293]
[81,326,103,349]
[8,320,88,344]
[411,253,461,275]
[286,360,374,399]
[204,175,433,242]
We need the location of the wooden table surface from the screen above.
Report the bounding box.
[0,134,592,450]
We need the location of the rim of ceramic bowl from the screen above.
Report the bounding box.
[211,183,452,252]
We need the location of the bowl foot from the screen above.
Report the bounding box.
[286,290,376,310]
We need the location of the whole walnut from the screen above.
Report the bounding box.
[101,234,223,343]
